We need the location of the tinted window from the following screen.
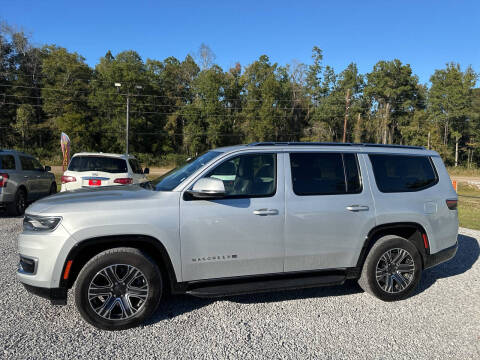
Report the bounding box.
[20,156,35,171]
[290,153,362,196]
[344,153,362,193]
[205,153,276,197]
[68,156,128,173]
[129,159,143,174]
[31,157,44,171]
[369,154,437,193]
[154,151,222,191]
[0,155,15,170]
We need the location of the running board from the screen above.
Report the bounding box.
[186,274,346,298]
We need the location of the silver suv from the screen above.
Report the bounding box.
[0,150,56,216]
[17,143,459,330]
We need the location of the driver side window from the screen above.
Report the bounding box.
[206,153,276,198]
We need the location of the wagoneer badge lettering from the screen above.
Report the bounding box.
[192,254,238,262]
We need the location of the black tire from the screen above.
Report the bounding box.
[75,247,162,330]
[358,235,422,301]
[7,188,27,216]
[49,182,57,195]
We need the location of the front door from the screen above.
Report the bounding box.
[31,157,51,195]
[19,156,39,200]
[284,152,376,271]
[180,152,285,282]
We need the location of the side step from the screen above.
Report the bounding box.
[186,274,346,298]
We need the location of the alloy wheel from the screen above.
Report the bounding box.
[375,248,415,293]
[88,264,149,320]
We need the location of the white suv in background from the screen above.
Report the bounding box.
[61,153,149,192]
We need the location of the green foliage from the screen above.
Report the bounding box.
[0,24,479,168]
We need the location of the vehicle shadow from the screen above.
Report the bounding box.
[0,209,23,219]
[415,234,479,294]
[148,233,479,325]
[148,281,362,324]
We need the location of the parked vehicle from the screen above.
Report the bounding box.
[60,153,149,191]
[0,149,56,216]
[17,142,458,330]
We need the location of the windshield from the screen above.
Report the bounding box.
[153,151,222,191]
[68,156,128,173]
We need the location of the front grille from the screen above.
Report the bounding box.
[19,256,36,274]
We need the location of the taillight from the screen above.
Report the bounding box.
[114,178,133,185]
[61,175,77,184]
[0,173,8,187]
[446,199,458,210]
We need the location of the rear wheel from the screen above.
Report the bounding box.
[7,188,27,216]
[75,247,162,330]
[358,235,422,301]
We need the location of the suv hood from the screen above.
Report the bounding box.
[26,185,158,215]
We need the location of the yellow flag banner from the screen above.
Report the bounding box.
[61,133,71,171]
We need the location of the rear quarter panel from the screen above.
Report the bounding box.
[366,154,458,254]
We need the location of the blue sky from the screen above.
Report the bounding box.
[2,0,479,84]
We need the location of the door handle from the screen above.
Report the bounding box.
[24,176,29,179]
[346,205,369,212]
[36,175,41,178]
[253,208,279,216]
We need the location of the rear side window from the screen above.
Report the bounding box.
[20,156,35,171]
[369,154,438,193]
[290,153,362,196]
[68,156,128,173]
[0,155,15,170]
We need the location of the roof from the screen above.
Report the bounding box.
[0,149,35,157]
[214,142,438,156]
[72,152,137,159]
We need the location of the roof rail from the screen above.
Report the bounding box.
[247,142,425,150]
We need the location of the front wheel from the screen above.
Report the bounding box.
[49,182,57,195]
[358,235,422,301]
[75,247,162,330]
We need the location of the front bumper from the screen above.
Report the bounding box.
[424,241,458,269]
[22,284,67,305]
[17,223,73,289]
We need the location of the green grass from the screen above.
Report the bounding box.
[447,166,480,177]
[457,182,480,230]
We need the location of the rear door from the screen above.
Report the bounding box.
[284,152,376,271]
[180,152,285,281]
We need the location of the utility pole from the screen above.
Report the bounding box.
[115,83,142,155]
[343,88,351,143]
[427,131,431,150]
[126,94,130,154]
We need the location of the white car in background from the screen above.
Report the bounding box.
[60,153,149,192]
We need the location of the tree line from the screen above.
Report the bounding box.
[1,24,479,167]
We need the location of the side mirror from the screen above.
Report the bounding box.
[143,167,150,174]
[45,166,51,172]
[187,178,225,199]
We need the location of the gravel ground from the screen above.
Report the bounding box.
[0,215,478,360]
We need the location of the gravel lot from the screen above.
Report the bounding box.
[0,215,478,360]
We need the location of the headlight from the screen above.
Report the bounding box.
[23,215,62,232]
